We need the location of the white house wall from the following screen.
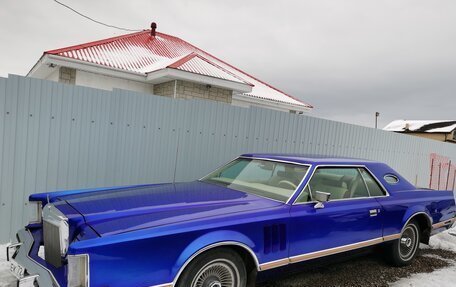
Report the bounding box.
[45,69,59,82]
[75,70,154,94]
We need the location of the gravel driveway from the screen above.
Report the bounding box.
[257,248,456,287]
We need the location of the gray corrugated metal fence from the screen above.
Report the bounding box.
[1,75,456,243]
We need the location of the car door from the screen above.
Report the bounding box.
[288,166,384,262]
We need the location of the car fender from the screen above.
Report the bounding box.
[171,230,259,283]
[401,206,433,231]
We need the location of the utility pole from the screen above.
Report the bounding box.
[375,112,380,129]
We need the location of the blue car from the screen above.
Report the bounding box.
[7,154,456,287]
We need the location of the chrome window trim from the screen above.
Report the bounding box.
[237,156,312,167]
[172,241,260,286]
[384,174,400,185]
[292,164,390,205]
[358,168,372,197]
[198,156,241,181]
[199,156,312,205]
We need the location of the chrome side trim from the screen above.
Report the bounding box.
[172,241,260,286]
[292,164,390,205]
[383,233,402,241]
[432,218,456,229]
[258,258,289,271]
[259,234,401,270]
[288,237,384,264]
[149,284,173,287]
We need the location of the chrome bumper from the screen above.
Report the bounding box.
[6,228,60,287]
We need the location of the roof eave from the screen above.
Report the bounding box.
[233,93,312,113]
[146,68,253,93]
[29,54,148,82]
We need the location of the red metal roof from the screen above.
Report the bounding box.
[167,52,251,84]
[45,30,312,108]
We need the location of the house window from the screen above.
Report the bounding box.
[453,131,456,141]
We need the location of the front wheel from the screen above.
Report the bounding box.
[386,220,421,266]
[177,248,247,287]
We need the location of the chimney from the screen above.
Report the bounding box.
[151,22,157,37]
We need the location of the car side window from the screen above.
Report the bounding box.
[296,167,370,203]
[359,168,386,196]
[296,185,312,202]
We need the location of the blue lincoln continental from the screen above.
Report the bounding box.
[7,154,456,287]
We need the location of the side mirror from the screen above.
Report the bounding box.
[314,191,331,209]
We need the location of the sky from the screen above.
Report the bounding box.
[0,0,455,128]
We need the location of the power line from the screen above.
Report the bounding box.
[53,0,142,32]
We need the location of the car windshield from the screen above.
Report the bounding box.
[201,158,309,202]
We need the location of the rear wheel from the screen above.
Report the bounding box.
[177,248,247,287]
[386,220,420,266]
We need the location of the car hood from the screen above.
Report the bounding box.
[57,181,282,236]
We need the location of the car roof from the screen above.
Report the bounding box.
[240,153,378,166]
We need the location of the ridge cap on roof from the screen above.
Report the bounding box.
[170,53,254,86]
[191,54,254,86]
[167,52,198,68]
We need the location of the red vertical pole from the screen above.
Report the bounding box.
[437,163,442,190]
[429,158,434,189]
[453,170,456,191]
[445,161,452,190]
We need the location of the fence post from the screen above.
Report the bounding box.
[429,158,434,189]
[445,161,452,190]
[437,163,442,190]
[453,170,456,191]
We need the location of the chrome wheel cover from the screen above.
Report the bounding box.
[191,259,239,287]
[399,225,419,261]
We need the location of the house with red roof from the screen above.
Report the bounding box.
[28,23,312,113]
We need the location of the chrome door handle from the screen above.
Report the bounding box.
[369,209,378,217]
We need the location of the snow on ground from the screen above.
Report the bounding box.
[0,242,16,287]
[392,227,456,287]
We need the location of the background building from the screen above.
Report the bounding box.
[28,23,313,114]
[384,120,456,143]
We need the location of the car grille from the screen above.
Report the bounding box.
[43,220,63,267]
